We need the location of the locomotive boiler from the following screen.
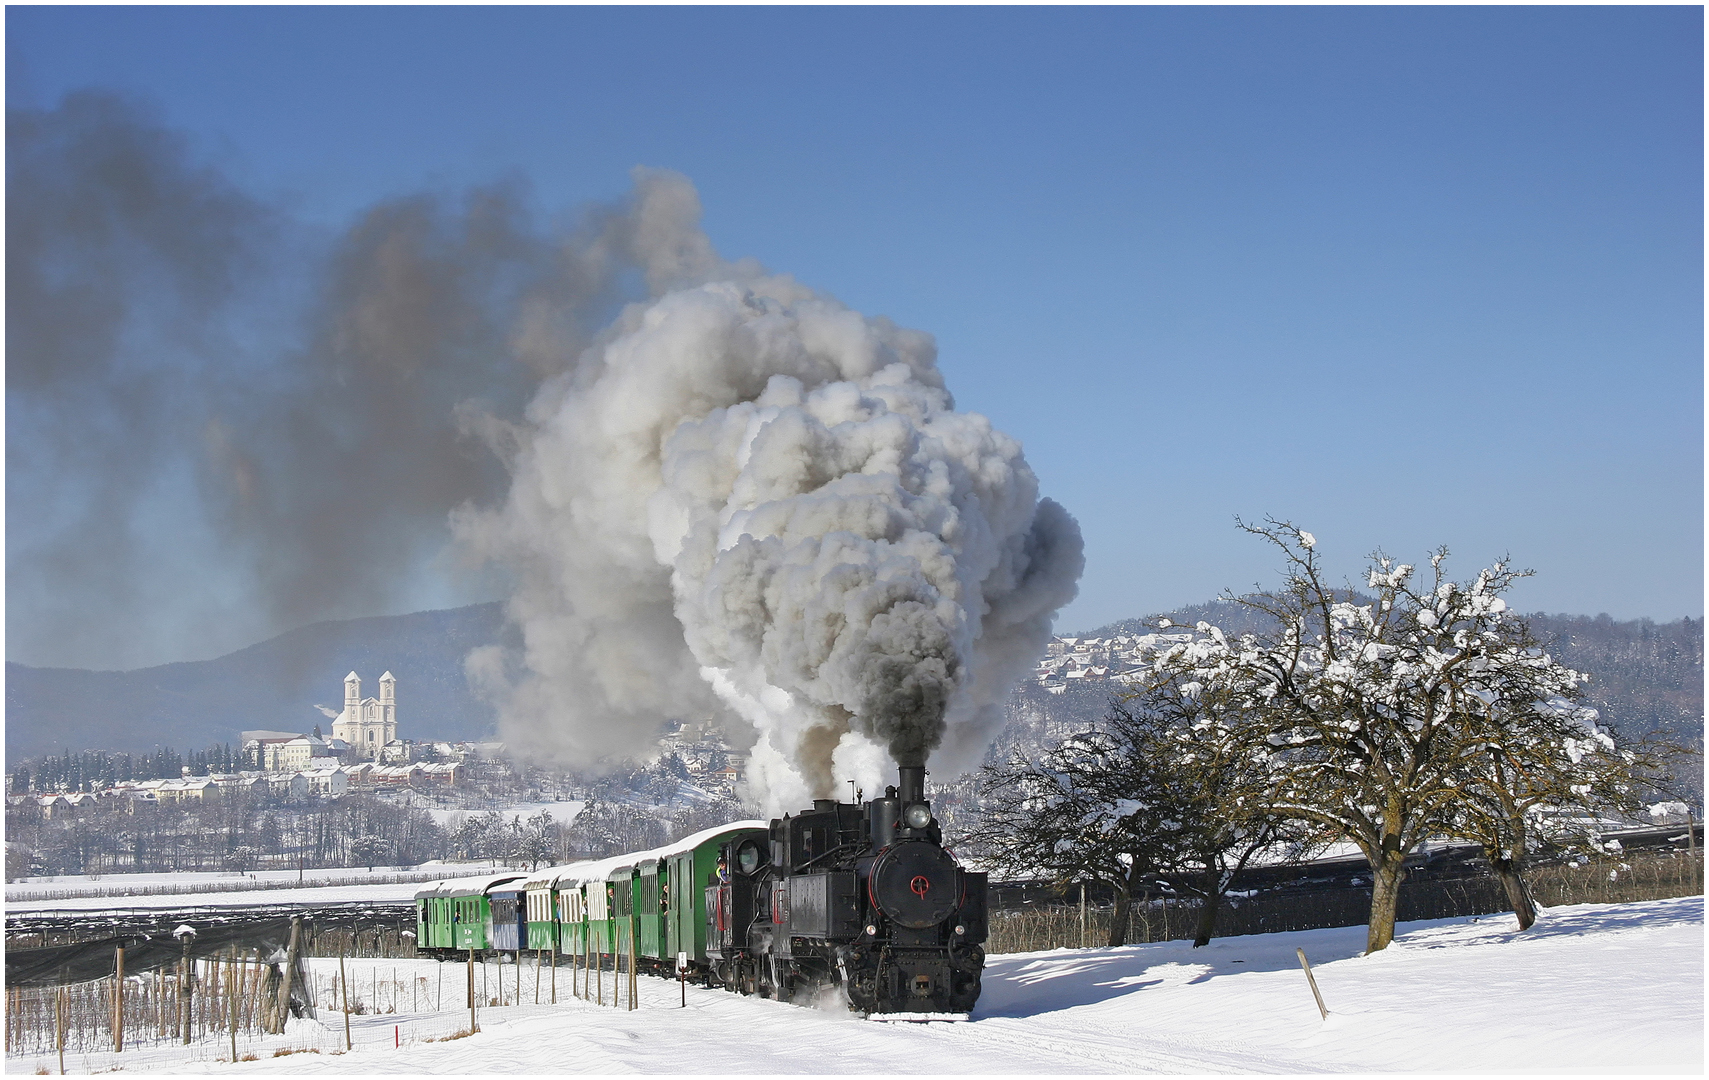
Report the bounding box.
[705,764,987,1018]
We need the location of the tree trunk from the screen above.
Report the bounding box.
[1489,853,1536,931]
[1191,866,1221,947]
[1366,847,1407,952]
[1108,863,1143,947]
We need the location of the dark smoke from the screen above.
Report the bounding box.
[6,90,697,671]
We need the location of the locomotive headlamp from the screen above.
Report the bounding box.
[903,803,932,829]
[954,924,966,935]
[865,924,878,936]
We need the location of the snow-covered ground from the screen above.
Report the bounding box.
[14,895,1700,1074]
[5,865,507,913]
[7,879,432,913]
[9,865,464,897]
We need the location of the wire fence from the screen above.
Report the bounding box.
[5,952,296,1060]
[302,925,418,960]
[5,950,653,1073]
[986,848,1703,953]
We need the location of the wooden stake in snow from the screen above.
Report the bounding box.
[174,924,197,1044]
[467,947,478,1033]
[228,956,238,1063]
[277,916,302,1034]
[339,947,353,1052]
[1079,882,1087,948]
[1295,948,1329,1020]
[112,945,125,1052]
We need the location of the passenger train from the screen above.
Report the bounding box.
[414,764,987,1017]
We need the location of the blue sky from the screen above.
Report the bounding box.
[7,6,1702,668]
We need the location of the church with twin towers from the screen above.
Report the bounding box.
[331,670,398,754]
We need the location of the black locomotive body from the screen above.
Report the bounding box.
[705,764,987,1017]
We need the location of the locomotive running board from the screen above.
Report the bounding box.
[864,1012,971,1023]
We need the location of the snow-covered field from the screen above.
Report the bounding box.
[5,865,504,913]
[14,895,1700,1074]
[417,799,587,829]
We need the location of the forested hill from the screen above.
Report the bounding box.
[1525,613,1703,748]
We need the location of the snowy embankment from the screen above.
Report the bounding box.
[5,865,504,913]
[17,895,1700,1074]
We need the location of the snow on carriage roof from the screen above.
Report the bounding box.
[412,871,528,900]
[524,820,770,891]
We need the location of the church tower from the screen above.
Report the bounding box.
[379,671,397,745]
[328,670,400,761]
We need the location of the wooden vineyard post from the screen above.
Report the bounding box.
[228,957,239,1063]
[551,940,557,1004]
[276,916,302,1034]
[629,922,637,1011]
[1079,882,1088,949]
[339,947,353,1052]
[467,947,477,1034]
[515,951,521,1007]
[113,945,125,1052]
[535,949,541,1005]
[56,986,66,1075]
[1295,948,1330,1020]
[176,926,196,1045]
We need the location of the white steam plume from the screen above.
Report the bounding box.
[459,179,1083,814]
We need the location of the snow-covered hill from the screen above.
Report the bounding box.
[19,895,1700,1074]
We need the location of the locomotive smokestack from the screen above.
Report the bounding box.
[897,764,925,807]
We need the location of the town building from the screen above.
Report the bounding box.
[265,734,328,772]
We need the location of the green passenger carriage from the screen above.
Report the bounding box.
[412,872,526,958]
[412,823,765,971]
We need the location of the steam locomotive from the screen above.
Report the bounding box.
[705,764,988,1018]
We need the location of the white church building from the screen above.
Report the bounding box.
[330,671,398,758]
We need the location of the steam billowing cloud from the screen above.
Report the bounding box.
[459,248,1083,813]
[10,90,1083,810]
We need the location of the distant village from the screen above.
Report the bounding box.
[12,669,751,818]
[1033,633,1159,693]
